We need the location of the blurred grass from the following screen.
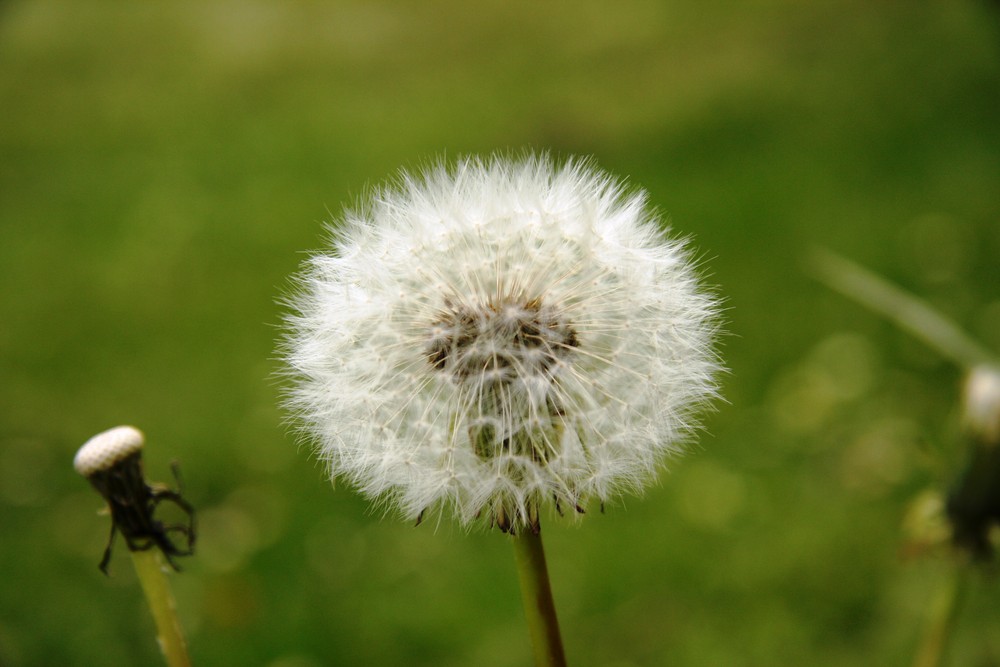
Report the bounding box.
[2,1,1000,665]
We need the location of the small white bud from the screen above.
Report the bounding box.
[963,365,1000,445]
[74,425,145,477]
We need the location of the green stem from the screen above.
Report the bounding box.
[130,549,192,667]
[512,526,568,667]
[912,564,968,667]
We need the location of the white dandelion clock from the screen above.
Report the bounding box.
[283,154,722,534]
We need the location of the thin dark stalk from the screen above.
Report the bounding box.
[512,525,568,667]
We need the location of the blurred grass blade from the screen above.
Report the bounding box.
[809,248,996,368]
[912,565,968,667]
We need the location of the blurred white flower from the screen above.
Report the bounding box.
[283,155,721,532]
[963,365,1000,445]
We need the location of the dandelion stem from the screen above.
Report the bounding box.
[912,563,968,667]
[130,549,192,667]
[512,526,568,667]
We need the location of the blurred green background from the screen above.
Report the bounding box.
[2,1,1000,665]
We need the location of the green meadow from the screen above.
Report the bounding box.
[1,2,999,665]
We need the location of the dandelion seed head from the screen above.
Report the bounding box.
[283,154,722,532]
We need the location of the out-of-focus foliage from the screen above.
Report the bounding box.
[1,2,999,665]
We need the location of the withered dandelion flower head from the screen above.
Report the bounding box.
[283,154,722,533]
[75,426,196,573]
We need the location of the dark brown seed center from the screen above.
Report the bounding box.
[425,296,578,383]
